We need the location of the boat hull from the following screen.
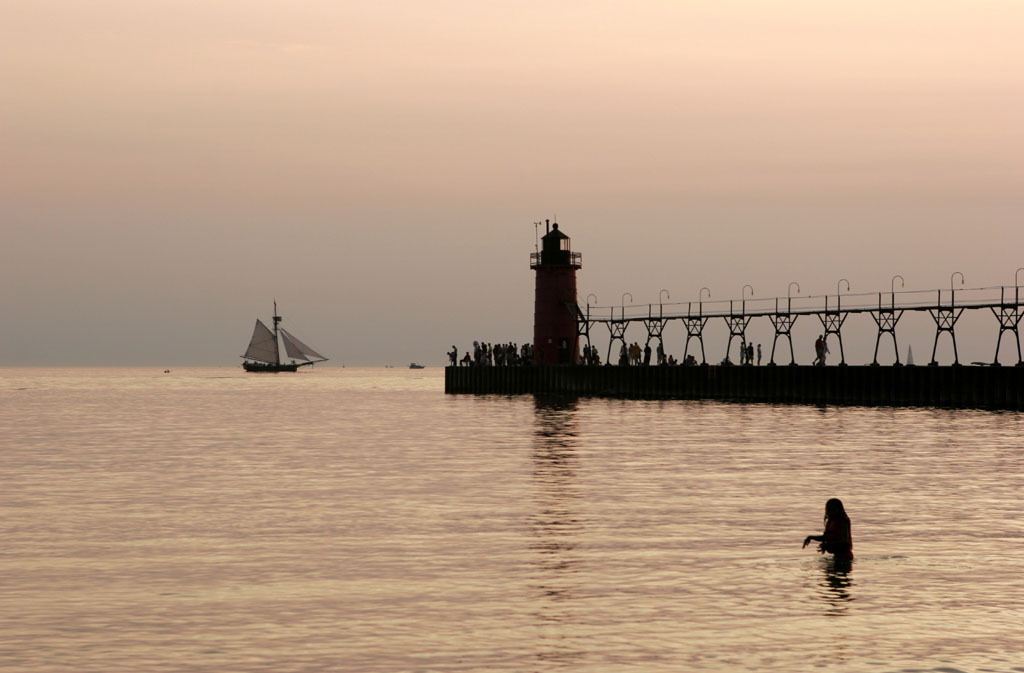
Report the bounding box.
[243,361,302,373]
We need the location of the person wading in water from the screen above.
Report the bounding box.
[802,498,853,560]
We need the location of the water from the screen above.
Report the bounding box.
[2,367,1022,673]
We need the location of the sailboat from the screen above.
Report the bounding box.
[241,302,329,372]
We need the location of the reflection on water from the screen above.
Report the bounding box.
[817,557,854,617]
[529,397,584,665]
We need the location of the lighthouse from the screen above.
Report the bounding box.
[531,220,582,364]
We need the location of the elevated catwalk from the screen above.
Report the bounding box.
[577,282,1023,369]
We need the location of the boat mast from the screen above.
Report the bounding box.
[272,300,282,365]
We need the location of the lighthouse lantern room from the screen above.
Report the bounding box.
[531,220,582,364]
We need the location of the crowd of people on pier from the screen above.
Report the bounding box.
[448,342,535,367]
[719,341,763,366]
[580,341,694,366]
[446,339,784,367]
[605,340,768,367]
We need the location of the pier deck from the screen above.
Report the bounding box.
[445,365,1024,410]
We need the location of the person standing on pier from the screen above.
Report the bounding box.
[814,335,824,365]
[757,344,762,366]
[803,498,853,560]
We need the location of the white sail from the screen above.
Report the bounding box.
[279,331,310,361]
[280,328,328,362]
[244,319,279,363]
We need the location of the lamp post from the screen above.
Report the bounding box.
[837,278,849,311]
[1017,268,1024,366]
[891,274,904,309]
[582,293,597,363]
[950,271,964,306]
[699,287,710,317]
[787,282,800,313]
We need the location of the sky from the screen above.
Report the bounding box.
[2,1,1023,366]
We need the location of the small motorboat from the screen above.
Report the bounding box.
[409,363,425,369]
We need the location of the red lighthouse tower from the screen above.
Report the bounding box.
[531,220,582,364]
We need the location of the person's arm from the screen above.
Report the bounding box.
[803,535,823,548]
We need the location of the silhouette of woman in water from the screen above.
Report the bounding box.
[803,498,853,560]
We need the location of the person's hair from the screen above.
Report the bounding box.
[824,498,847,524]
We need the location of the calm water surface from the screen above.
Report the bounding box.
[2,367,1023,672]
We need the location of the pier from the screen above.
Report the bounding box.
[446,364,1024,410]
[445,221,1023,408]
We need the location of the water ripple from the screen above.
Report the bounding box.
[1,367,1022,672]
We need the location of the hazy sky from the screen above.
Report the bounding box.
[3,1,1023,366]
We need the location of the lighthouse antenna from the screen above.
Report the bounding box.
[534,221,540,254]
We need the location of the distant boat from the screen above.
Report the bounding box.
[242,302,328,372]
[409,363,425,369]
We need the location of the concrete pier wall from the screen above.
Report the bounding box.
[445,365,1024,410]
